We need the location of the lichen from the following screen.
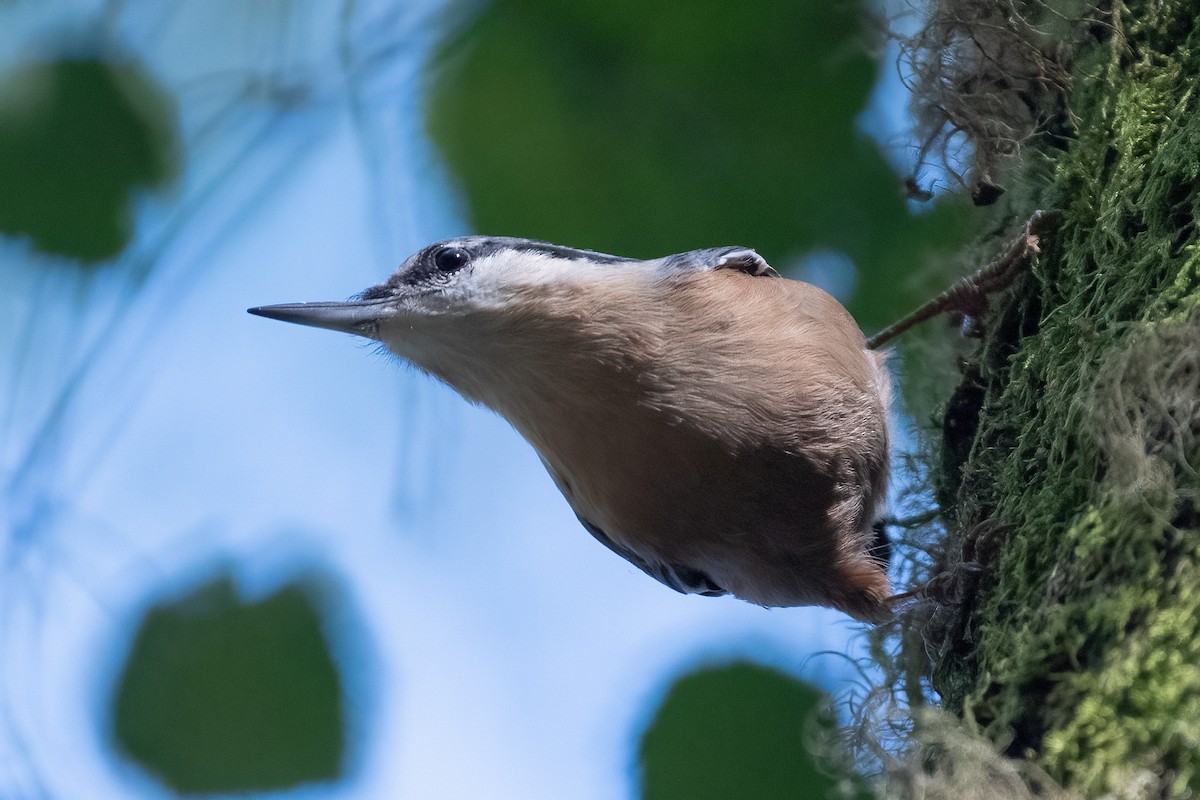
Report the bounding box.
[902,0,1077,202]
[866,0,1200,795]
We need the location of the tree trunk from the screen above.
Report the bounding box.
[896,1,1200,796]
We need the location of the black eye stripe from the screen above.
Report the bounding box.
[436,237,638,265]
[357,284,393,301]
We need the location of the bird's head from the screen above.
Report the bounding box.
[249,236,772,403]
[251,236,640,333]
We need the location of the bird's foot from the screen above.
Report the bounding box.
[867,209,1060,349]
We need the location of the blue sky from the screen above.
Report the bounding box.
[0,2,924,797]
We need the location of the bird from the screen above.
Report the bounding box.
[249,236,894,621]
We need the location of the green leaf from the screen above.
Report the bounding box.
[111,572,346,794]
[638,662,871,800]
[0,57,179,263]
[426,0,969,331]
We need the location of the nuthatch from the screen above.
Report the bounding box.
[250,237,894,621]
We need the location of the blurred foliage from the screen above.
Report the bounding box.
[426,0,969,330]
[0,56,179,263]
[639,662,870,800]
[111,573,345,795]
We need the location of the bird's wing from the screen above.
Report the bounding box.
[656,246,778,277]
[538,456,726,597]
[578,517,726,597]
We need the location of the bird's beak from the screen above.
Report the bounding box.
[247,300,391,338]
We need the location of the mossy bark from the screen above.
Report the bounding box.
[928,1,1200,795]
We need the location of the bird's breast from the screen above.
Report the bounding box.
[450,270,892,615]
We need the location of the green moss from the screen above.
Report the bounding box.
[927,0,1200,794]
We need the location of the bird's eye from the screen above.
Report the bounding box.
[434,247,470,272]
